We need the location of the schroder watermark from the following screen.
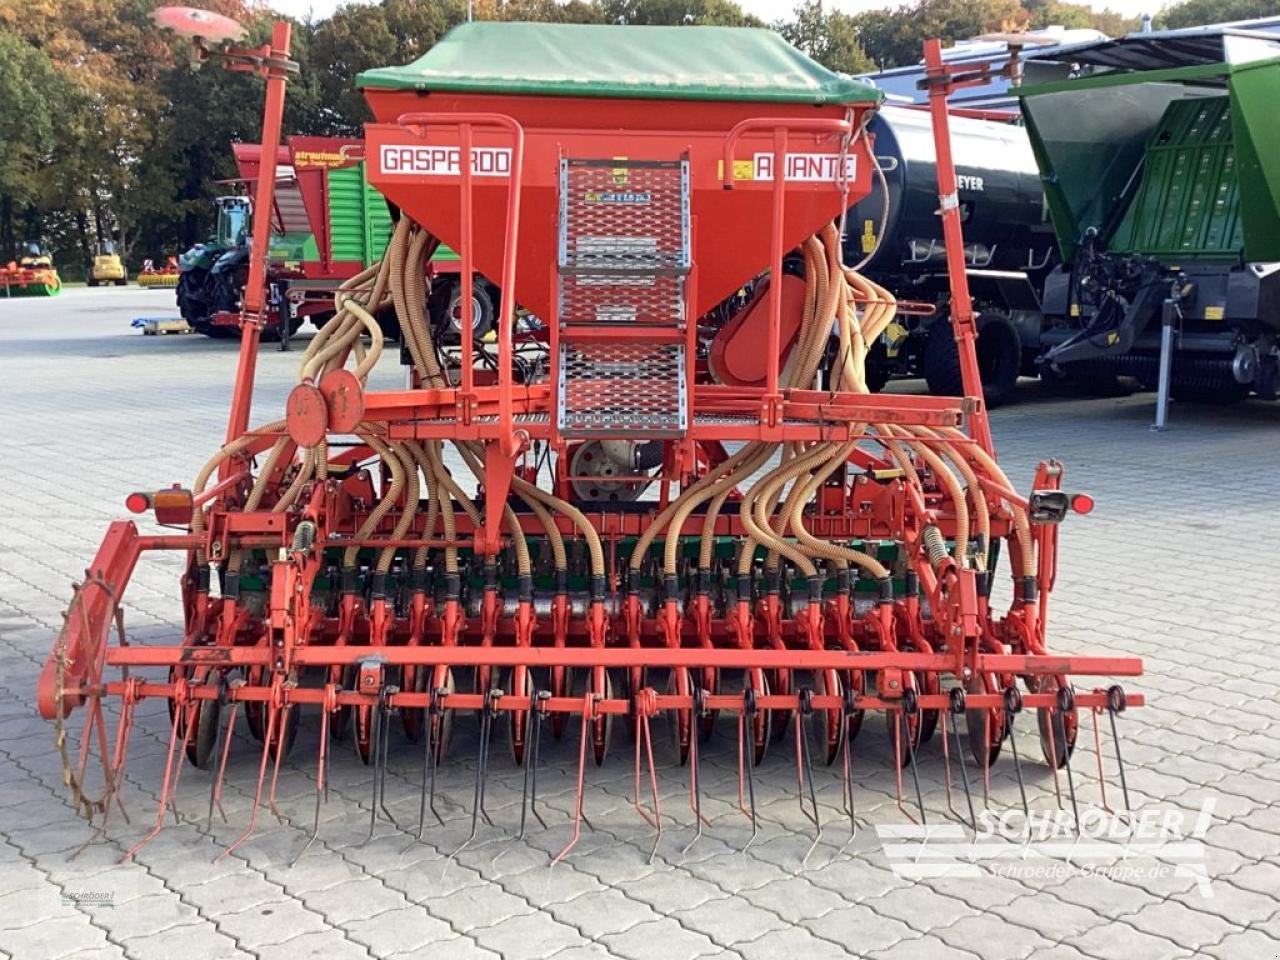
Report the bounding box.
[876,799,1215,897]
[61,890,115,909]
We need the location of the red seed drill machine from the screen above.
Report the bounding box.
[39,13,1141,865]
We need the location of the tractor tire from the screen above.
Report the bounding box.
[87,276,98,288]
[115,278,128,287]
[922,312,1021,407]
[429,278,496,342]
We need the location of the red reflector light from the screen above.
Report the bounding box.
[152,487,195,525]
[1070,493,1095,515]
[125,492,151,514]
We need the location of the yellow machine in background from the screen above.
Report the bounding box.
[88,242,128,286]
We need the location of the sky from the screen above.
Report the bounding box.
[269,0,1168,26]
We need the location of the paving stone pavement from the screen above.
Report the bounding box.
[1,287,1278,959]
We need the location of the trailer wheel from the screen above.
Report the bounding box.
[429,278,496,341]
[922,312,1021,407]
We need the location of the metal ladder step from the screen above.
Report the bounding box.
[556,155,691,438]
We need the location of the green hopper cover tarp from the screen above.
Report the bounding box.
[356,21,879,105]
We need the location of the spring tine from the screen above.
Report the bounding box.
[428,688,447,829]
[1090,704,1111,814]
[981,708,992,806]
[292,700,331,867]
[1044,693,1063,810]
[518,691,550,840]
[167,700,199,825]
[947,688,976,831]
[795,688,822,869]
[738,688,759,853]
[1106,686,1132,815]
[378,689,398,827]
[551,690,595,866]
[110,691,139,826]
[122,685,192,862]
[680,687,708,857]
[902,691,926,826]
[449,687,500,864]
[215,698,278,862]
[1054,687,1081,832]
[632,689,662,863]
[267,702,294,823]
[839,689,856,838]
[1003,687,1030,825]
[207,698,239,829]
[889,709,915,825]
[478,688,499,829]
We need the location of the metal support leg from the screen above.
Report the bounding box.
[1152,300,1178,432]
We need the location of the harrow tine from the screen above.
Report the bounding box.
[518,691,550,840]
[122,683,196,863]
[215,697,280,863]
[943,688,976,831]
[292,690,332,867]
[1105,685,1132,815]
[267,701,295,823]
[680,687,709,858]
[632,688,662,863]
[447,687,501,864]
[418,686,447,839]
[1003,687,1030,825]
[551,689,596,866]
[1053,686,1081,832]
[377,688,398,826]
[207,692,240,830]
[737,688,759,853]
[902,690,927,826]
[795,688,822,869]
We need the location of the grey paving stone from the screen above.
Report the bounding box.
[257,929,374,960]
[467,910,590,959]
[804,902,918,954]
[118,923,246,960]
[600,917,718,960]
[544,887,658,940]
[0,914,112,960]
[933,915,1054,960]
[345,905,456,955]
[673,894,789,947]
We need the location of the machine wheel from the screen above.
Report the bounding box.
[115,278,128,287]
[745,668,773,766]
[87,276,99,288]
[353,704,374,765]
[575,668,614,767]
[1036,677,1079,769]
[429,278,496,341]
[965,672,1005,768]
[922,312,1021,407]
[667,667,694,766]
[697,666,719,744]
[168,667,221,769]
[402,665,425,742]
[863,341,892,393]
[810,669,845,766]
[428,666,456,765]
[507,667,534,766]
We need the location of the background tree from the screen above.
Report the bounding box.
[780,0,874,73]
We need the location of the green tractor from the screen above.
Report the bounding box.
[176,195,257,338]
[1018,25,1280,410]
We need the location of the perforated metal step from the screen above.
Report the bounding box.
[556,155,691,439]
[558,158,690,275]
[557,341,687,437]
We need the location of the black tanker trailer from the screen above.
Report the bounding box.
[848,105,1058,405]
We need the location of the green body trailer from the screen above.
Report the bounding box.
[1019,25,1280,405]
[284,136,498,340]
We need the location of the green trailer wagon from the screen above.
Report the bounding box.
[1017,25,1280,418]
